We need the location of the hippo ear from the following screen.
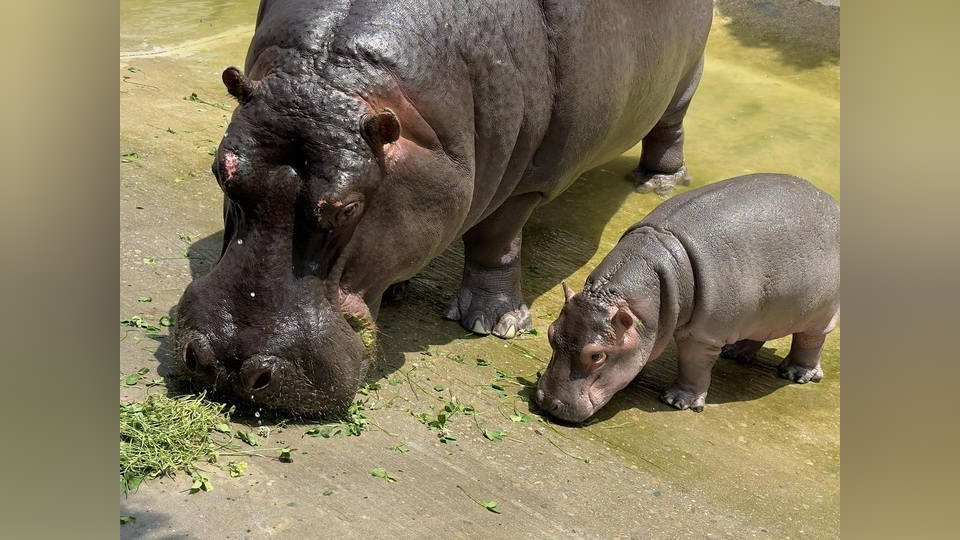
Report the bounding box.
[361,109,401,148]
[222,67,256,104]
[561,281,576,304]
[611,308,635,342]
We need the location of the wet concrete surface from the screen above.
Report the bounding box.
[120,1,839,537]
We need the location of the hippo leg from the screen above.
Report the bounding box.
[634,58,703,194]
[443,193,540,339]
[661,338,720,412]
[720,339,766,364]
[778,331,826,384]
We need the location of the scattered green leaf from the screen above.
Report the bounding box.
[142,257,155,264]
[178,232,193,243]
[214,423,231,434]
[236,431,260,447]
[510,413,532,423]
[370,467,397,483]
[145,378,164,387]
[322,489,334,496]
[159,315,172,327]
[121,152,140,163]
[137,295,152,303]
[126,66,140,73]
[124,367,150,386]
[475,358,491,366]
[448,354,465,364]
[120,515,136,525]
[484,429,507,442]
[228,461,247,477]
[120,316,161,333]
[433,384,445,392]
[189,472,212,494]
[279,448,293,463]
[481,500,502,513]
[391,442,409,453]
[387,374,402,386]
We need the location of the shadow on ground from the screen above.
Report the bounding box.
[715,0,839,69]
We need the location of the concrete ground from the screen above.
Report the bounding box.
[120,1,839,538]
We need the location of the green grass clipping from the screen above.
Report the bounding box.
[120,393,232,493]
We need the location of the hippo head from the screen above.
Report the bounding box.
[535,283,647,423]
[174,67,403,416]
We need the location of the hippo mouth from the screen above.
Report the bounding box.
[338,288,378,356]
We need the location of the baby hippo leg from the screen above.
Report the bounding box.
[778,331,826,384]
[720,339,765,364]
[661,338,721,412]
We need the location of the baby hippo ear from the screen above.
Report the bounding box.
[222,67,257,104]
[611,308,634,343]
[361,109,401,148]
[561,281,576,304]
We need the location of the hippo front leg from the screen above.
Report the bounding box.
[661,338,720,412]
[443,193,540,339]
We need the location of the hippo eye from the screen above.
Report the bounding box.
[590,352,605,363]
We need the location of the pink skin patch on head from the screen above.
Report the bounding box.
[224,152,239,181]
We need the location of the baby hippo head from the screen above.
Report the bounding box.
[535,283,647,423]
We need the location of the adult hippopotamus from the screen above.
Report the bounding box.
[535,174,841,422]
[174,0,713,415]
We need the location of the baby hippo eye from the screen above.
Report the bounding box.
[590,352,606,363]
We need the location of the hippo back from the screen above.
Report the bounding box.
[636,174,840,342]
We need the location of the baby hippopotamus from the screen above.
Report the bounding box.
[535,174,840,422]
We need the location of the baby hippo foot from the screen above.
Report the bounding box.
[778,361,824,384]
[633,165,691,195]
[443,263,533,339]
[660,386,707,412]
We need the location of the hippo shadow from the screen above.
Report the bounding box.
[587,343,794,421]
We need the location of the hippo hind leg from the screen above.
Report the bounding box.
[720,339,765,364]
[443,193,540,339]
[633,58,703,194]
[778,331,827,384]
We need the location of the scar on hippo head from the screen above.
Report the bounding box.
[222,67,258,104]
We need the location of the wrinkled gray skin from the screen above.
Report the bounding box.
[536,174,840,422]
[174,0,712,416]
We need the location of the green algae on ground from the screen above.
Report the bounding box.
[120,393,233,493]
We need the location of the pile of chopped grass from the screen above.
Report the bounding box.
[120,393,233,493]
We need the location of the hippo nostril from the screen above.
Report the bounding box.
[183,339,205,373]
[247,367,273,392]
[535,388,546,406]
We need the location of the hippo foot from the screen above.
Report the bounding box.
[778,362,823,384]
[660,386,707,412]
[383,280,409,304]
[443,286,533,339]
[633,165,691,195]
